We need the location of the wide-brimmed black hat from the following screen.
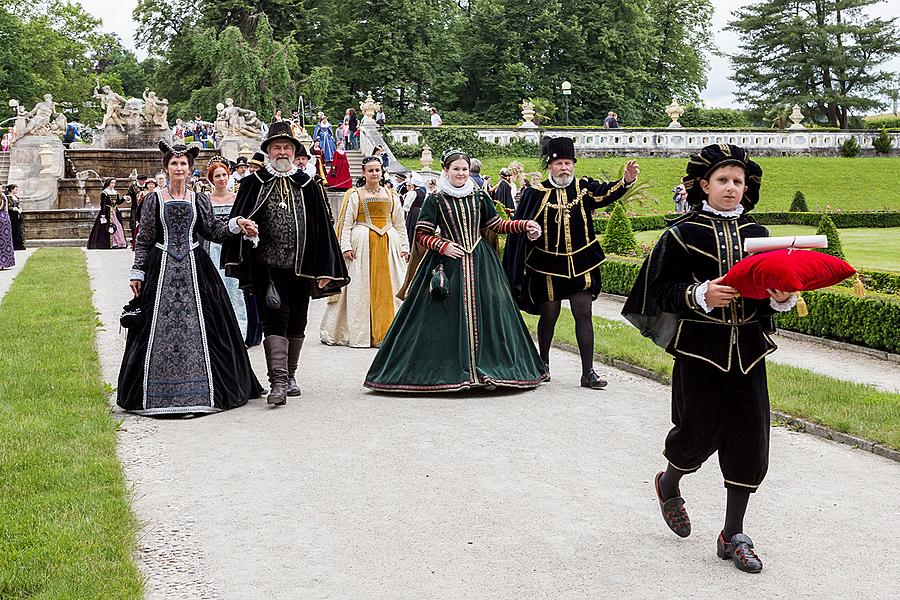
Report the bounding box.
[249,151,266,167]
[540,136,576,168]
[261,120,304,154]
[682,143,763,211]
[234,156,249,167]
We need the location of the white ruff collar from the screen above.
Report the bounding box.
[702,201,744,217]
[266,163,298,177]
[438,174,474,198]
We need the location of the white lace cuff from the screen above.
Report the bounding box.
[228,217,242,234]
[770,294,798,312]
[694,280,713,313]
[129,269,145,282]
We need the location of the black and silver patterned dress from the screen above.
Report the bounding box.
[117,191,262,415]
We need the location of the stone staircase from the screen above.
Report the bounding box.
[0,153,9,186]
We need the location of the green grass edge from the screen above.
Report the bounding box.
[0,249,143,599]
[523,308,900,451]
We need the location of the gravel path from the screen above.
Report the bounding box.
[88,249,899,600]
[592,293,900,394]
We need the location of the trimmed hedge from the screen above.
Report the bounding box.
[600,256,900,353]
[595,211,900,232]
[838,269,900,296]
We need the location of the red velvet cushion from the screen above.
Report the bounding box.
[722,249,856,299]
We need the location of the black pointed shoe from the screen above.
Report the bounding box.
[654,471,691,538]
[543,360,551,381]
[717,532,763,573]
[580,369,608,389]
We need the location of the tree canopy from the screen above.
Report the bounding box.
[728,0,900,129]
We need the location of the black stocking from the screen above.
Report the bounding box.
[723,488,751,540]
[658,463,685,501]
[569,291,595,377]
[537,300,562,365]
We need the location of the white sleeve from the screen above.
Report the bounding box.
[694,280,713,313]
[340,191,359,253]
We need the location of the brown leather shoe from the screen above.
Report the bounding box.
[717,532,763,573]
[654,471,691,538]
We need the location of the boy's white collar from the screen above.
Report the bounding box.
[702,201,743,217]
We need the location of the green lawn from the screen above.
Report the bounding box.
[631,226,900,273]
[523,308,900,450]
[401,156,900,213]
[0,249,142,599]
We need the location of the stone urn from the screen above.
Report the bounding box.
[665,98,684,128]
[519,100,538,129]
[360,91,378,125]
[788,104,805,130]
[420,144,433,171]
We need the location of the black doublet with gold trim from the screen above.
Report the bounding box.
[503,176,630,312]
[623,210,777,373]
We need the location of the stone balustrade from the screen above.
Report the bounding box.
[387,126,900,157]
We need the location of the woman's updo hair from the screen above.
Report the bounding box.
[440,147,471,169]
[206,161,231,183]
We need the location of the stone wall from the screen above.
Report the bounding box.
[387,127,900,157]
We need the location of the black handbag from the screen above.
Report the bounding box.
[120,296,144,329]
[430,262,449,300]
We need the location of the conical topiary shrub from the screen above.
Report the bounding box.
[814,213,845,259]
[789,191,808,212]
[602,201,637,255]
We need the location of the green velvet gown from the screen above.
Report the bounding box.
[364,190,548,392]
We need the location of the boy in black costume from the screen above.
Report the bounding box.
[623,144,796,573]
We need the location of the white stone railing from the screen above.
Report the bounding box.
[386,126,900,156]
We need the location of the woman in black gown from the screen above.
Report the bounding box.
[117,142,263,415]
[4,185,25,250]
[87,178,128,249]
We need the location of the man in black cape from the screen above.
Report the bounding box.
[502,136,638,389]
[221,121,349,405]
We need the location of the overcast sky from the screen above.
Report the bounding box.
[78,0,899,110]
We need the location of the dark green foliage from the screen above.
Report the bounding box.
[600,257,900,352]
[873,127,894,154]
[814,214,845,260]
[840,136,861,158]
[789,191,809,212]
[599,258,643,295]
[774,287,900,353]
[752,211,900,228]
[728,0,900,129]
[602,202,638,255]
[838,270,900,296]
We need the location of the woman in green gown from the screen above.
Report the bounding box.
[364,148,549,392]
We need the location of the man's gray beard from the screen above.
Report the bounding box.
[272,157,293,172]
[549,173,574,188]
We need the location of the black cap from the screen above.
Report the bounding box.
[540,136,576,167]
[235,156,249,166]
[682,144,763,211]
[249,151,265,167]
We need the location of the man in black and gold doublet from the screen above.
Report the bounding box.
[221,121,348,405]
[504,136,638,389]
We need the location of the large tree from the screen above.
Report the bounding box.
[728,0,900,129]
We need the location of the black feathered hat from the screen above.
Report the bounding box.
[682,143,763,211]
[159,141,200,167]
[540,136,576,169]
[261,120,304,154]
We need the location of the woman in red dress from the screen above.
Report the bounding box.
[328,140,352,190]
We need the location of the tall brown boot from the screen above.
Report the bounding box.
[286,336,304,397]
[263,335,289,406]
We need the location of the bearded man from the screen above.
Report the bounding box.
[503,137,639,389]
[222,121,349,405]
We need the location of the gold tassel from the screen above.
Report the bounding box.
[795,292,808,317]
[853,275,866,298]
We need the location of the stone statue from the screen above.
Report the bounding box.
[221,97,263,138]
[788,104,805,130]
[359,91,379,124]
[93,84,128,130]
[520,99,537,128]
[142,89,169,129]
[19,94,67,137]
[665,98,684,128]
